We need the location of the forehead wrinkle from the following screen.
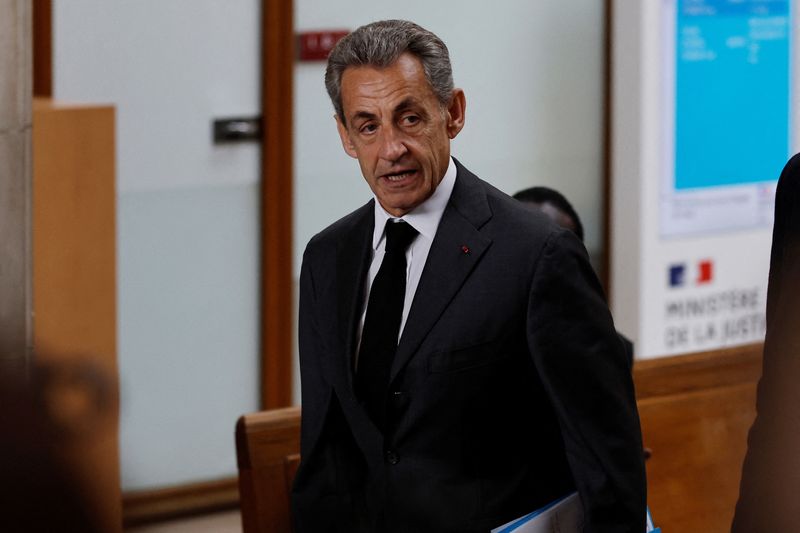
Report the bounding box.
[395,97,424,114]
[343,80,408,123]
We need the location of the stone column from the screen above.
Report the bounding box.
[0,0,32,373]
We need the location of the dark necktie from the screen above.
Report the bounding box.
[356,219,418,432]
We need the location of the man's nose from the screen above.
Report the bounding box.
[377,127,408,162]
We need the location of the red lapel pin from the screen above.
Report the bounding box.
[461,245,470,255]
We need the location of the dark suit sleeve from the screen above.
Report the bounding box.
[292,245,338,532]
[296,245,328,458]
[526,229,647,533]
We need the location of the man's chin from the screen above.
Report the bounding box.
[377,195,415,217]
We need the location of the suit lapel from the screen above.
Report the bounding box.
[391,162,493,381]
[335,203,374,389]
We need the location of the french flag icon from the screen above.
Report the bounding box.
[696,259,714,284]
[668,264,686,288]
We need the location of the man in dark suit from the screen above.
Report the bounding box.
[292,20,646,532]
[733,154,800,532]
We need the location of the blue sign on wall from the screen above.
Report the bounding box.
[675,0,791,190]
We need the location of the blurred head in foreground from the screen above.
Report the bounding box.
[0,362,107,533]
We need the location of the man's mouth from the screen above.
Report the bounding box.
[383,169,417,182]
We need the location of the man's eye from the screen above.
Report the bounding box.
[360,123,378,134]
[401,115,421,126]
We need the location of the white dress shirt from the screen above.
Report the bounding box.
[355,157,457,363]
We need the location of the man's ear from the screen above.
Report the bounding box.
[446,88,466,139]
[335,114,358,159]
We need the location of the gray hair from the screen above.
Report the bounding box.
[325,20,455,124]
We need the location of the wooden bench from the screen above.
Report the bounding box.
[236,406,301,533]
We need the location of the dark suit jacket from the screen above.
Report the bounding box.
[292,160,646,532]
[733,153,800,532]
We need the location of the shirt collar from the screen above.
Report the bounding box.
[372,157,458,250]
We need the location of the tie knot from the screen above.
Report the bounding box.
[384,220,418,253]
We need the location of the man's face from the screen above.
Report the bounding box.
[336,53,466,217]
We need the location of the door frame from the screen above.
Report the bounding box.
[260,0,294,411]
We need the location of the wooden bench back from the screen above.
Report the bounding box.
[634,344,761,532]
[236,406,301,533]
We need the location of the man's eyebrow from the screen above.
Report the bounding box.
[395,97,426,115]
[350,110,377,124]
[348,98,428,125]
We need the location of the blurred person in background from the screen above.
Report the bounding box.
[733,154,800,532]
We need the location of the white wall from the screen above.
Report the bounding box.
[54,0,262,490]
